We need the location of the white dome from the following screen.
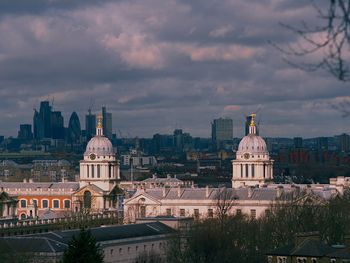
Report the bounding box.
[236,134,268,157]
[85,136,115,156]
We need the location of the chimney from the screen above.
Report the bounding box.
[276,185,284,199]
[28,178,33,183]
[248,186,254,198]
[23,178,27,183]
[205,185,210,198]
[152,174,156,179]
[162,187,167,197]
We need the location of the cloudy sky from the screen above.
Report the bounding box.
[0,0,349,138]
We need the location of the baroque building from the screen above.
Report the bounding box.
[76,114,121,212]
[232,114,273,188]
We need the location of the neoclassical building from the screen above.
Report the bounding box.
[232,114,273,188]
[74,115,121,212]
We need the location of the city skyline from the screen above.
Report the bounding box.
[0,1,349,138]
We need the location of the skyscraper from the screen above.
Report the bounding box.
[33,109,44,139]
[18,124,33,140]
[102,106,112,139]
[40,101,52,138]
[211,118,233,149]
[85,109,96,140]
[51,111,65,139]
[68,112,81,143]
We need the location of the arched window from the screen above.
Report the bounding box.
[245,164,249,178]
[91,165,94,178]
[84,191,92,209]
[97,164,100,178]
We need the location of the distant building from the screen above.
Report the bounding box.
[317,137,328,151]
[51,111,65,139]
[17,124,33,140]
[293,137,303,148]
[67,112,81,143]
[211,118,233,149]
[337,133,350,152]
[102,106,113,139]
[33,101,65,140]
[85,109,96,140]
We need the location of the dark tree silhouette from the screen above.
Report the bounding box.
[62,228,104,263]
[275,0,350,82]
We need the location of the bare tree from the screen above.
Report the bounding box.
[274,0,350,82]
[215,187,237,229]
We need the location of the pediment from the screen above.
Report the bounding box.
[124,192,161,205]
[74,184,104,197]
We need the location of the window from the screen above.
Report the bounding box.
[84,191,92,209]
[136,246,138,252]
[140,206,146,217]
[180,209,185,216]
[97,164,100,178]
[53,200,60,209]
[109,164,112,178]
[245,164,249,177]
[20,213,26,220]
[236,209,242,215]
[119,248,122,254]
[297,258,307,263]
[20,199,27,208]
[42,199,48,208]
[128,247,130,253]
[144,245,147,251]
[110,249,113,255]
[251,164,255,178]
[87,165,89,178]
[91,165,94,178]
[208,209,213,218]
[265,209,270,216]
[166,208,171,216]
[32,199,38,207]
[277,257,287,263]
[64,200,71,209]
[240,164,243,178]
[194,209,199,219]
[250,209,256,219]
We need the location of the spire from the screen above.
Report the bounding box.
[249,113,256,135]
[96,114,103,136]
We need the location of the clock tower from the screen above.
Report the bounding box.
[79,114,120,191]
[232,114,273,188]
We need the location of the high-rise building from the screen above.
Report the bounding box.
[68,112,81,143]
[338,133,350,152]
[211,118,233,149]
[85,109,96,140]
[102,106,112,139]
[174,129,184,152]
[40,101,52,138]
[51,111,65,139]
[33,110,44,139]
[18,124,33,140]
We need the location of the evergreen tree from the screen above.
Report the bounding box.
[62,228,104,263]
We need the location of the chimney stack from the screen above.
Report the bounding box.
[276,185,284,198]
[205,185,210,198]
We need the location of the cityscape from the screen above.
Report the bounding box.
[0,1,350,263]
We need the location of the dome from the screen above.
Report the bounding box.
[237,134,268,156]
[85,135,114,156]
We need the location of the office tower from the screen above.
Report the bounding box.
[68,112,81,143]
[211,118,233,149]
[245,115,259,135]
[40,101,52,138]
[102,106,112,139]
[51,111,65,139]
[33,110,44,139]
[338,133,350,152]
[85,109,96,140]
[18,124,33,140]
[293,137,303,148]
